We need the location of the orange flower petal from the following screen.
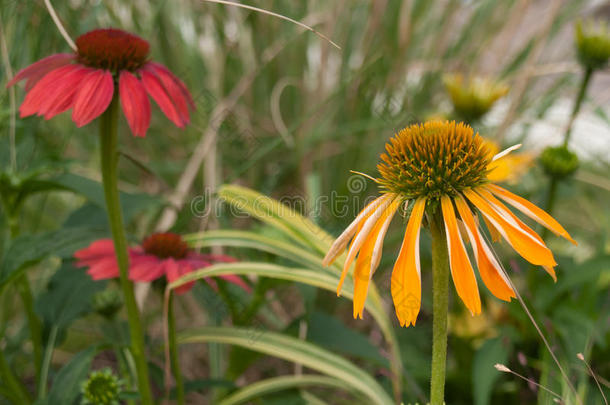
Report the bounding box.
[464,189,557,267]
[391,198,426,327]
[324,195,391,267]
[441,196,481,315]
[487,184,576,245]
[336,195,394,295]
[454,195,515,301]
[353,198,401,318]
[482,214,502,242]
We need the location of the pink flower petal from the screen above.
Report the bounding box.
[19,65,87,118]
[72,69,114,127]
[140,68,184,128]
[147,62,194,108]
[74,239,115,264]
[7,53,75,90]
[39,65,91,120]
[166,260,195,294]
[142,63,191,124]
[87,257,120,280]
[119,71,151,137]
[129,257,165,282]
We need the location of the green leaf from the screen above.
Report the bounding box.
[308,311,389,367]
[218,375,348,405]
[0,227,101,288]
[167,262,386,327]
[37,346,98,405]
[179,327,393,405]
[472,337,511,405]
[35,262,105,328]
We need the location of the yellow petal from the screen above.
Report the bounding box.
[455,195,515,301]
[441,196,481,315]
[391,197,426,327]
[464,189,557,267]
[352,198,401,319]
[487,184,576,245]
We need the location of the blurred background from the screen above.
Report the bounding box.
[1,0,609,404]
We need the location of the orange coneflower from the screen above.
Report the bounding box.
[323,121,575,327]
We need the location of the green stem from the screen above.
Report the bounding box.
[0,348,31,404]
[16,276,43,383]
[168,295,185,405]
[99,96,153,405]
[430,215,449,405]
[37,324,58,399]
[563,67,593,148]
[543,67,592,231]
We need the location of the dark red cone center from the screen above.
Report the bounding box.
[142,233,188,259]
[76,28,149,72]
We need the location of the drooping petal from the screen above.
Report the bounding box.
[129,256,165,282]
[119,71,151,137]
[19,65,88,117]
[142,63,191,124]
[39,65,91,119]
[86,257,119,280]
[7,53,75,90]
[146,62,195,108]
[336,195,394,295]
[323,195,389,267]
[391,197,426,327]
[464,189,556,267]
[72,69,114,127]
[482,215,502,242]
[441,196,481,315]
[352,197,400,319]
[74,239,115,266]
[487,184,576,244]
[165,259,194,294]
[140,68,184,128]
[454,194,515,301]
[477,188,558,281]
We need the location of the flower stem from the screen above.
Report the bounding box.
[0,350,31,404]
[99,96,153,405]
[168,295,185,405]
[563,67,592,148]
[37,324,58,399]
[429,215,449,405]
[543,67,593,236]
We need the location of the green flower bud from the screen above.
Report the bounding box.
[443,74,509,122]
[81,368,123,405]
[92,289,123,319]
[575,20,610,71]
[540,146,579,179]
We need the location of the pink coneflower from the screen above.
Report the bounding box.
[75,233,247,294]
[7,28,193,137]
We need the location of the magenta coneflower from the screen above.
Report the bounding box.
[7,28,194,137]
[75,233,248,294]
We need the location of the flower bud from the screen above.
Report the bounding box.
[575,20,610,71]
[81,368,123,405]
[92,289,123,319]
[540,146,579,179]
[443,74,508,122]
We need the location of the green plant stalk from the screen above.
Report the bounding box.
[37,324,58,399]
[563,67,593,148]
[99,96,153,405]
[430,215,449,405]
[6,212,43,390]
[0,349,31,404]
[168,294,185,405]
[543,67,593,236]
